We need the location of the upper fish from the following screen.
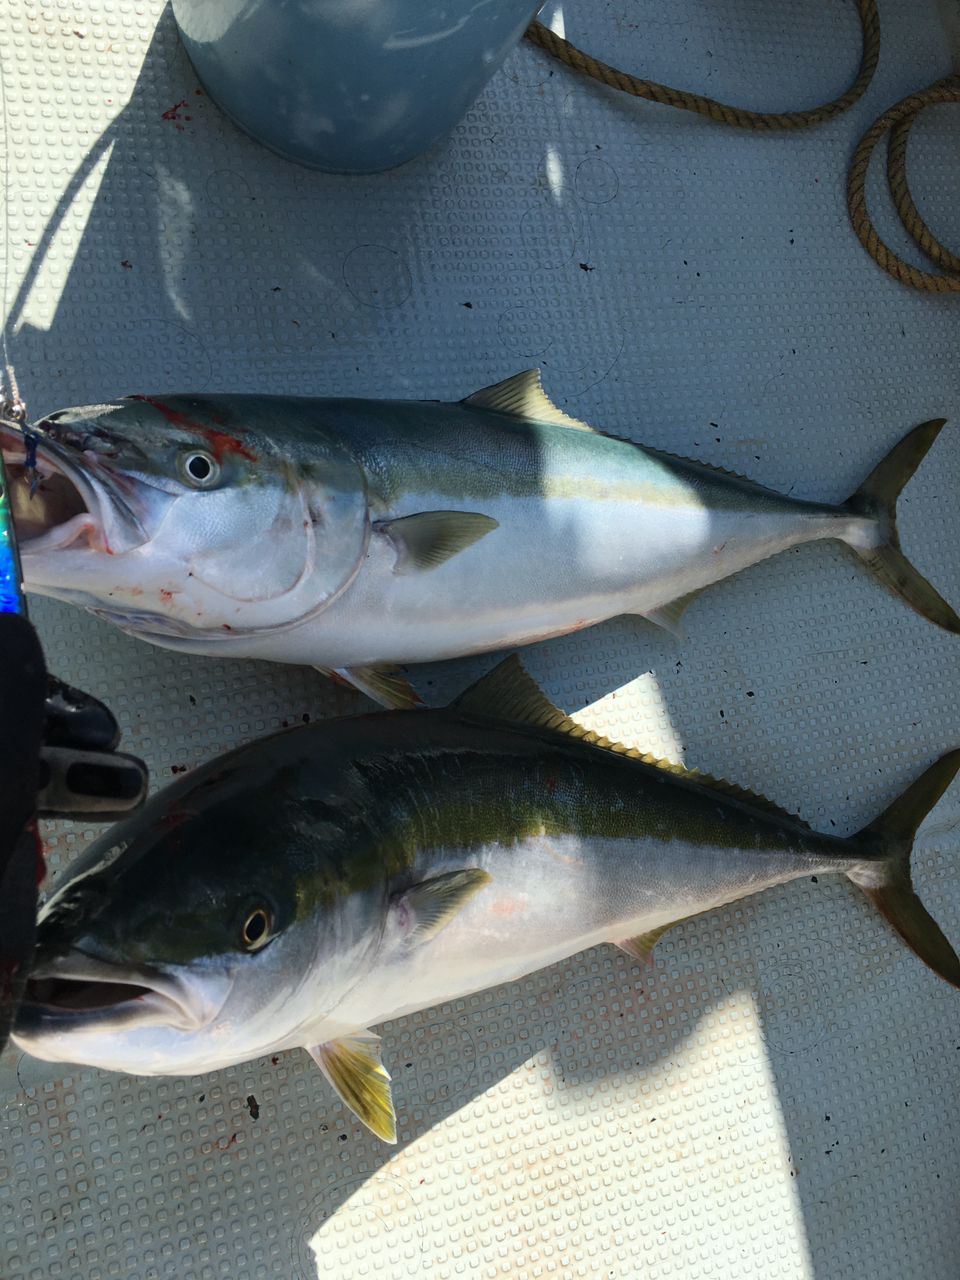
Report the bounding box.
[3,370,956,706]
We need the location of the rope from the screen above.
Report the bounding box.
[525,6,960,291]
[524,0,881,131]
[847,77,960,292]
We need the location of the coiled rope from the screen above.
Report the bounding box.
[847,76,960,292]
[525,3,960,291]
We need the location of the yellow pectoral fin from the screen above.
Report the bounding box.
[377,510,498,573]
[308,1032,397,1143]
[399,868,493,945]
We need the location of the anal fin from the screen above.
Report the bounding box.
[308,1032,397,1143]
[617,924,675,964]
[618,912,709,965]
[638,589,703,639]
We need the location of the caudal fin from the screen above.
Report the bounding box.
[848,750,960,988]
[843,419,960,634]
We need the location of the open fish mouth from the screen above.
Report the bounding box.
[25,976,158,1012]
[0,421,146,556]
[16,953,208,1034]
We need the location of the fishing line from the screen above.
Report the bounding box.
[526,2,960,292]
[0,35,24,421]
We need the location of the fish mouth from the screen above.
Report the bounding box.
[0,421,147,557]
[15,951,213,1035]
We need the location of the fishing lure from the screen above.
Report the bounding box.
[0,447,27,616]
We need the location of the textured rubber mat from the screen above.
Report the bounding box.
[2,2,959,1277]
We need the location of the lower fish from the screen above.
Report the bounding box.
[14,658,960,1141]
[0,371,956,707]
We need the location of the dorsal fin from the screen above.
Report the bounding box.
[463,374,780,495]
[452,657,810,828]
[462,370,596,433]
[644,445,773,490]
[452,654,571,729]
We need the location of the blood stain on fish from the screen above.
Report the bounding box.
[130,395,257,463]
[491,898,522,916]
[158,808,194,831]
[196,425,257,462]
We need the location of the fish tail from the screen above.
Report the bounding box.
[847,749,960,988]
[841,419,960,633]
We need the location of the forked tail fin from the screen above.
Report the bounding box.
[847,750,960,988]
[843,419,960,633]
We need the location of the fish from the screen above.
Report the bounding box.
[14,656,960,1142]
[1,372,956,706]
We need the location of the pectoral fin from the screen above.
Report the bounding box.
[314,664,422,710]
[308,1032,397,1143]
[397,868,492,945]
[377,510,498,573]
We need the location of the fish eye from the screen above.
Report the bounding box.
[239,905,274,952]
[179,450,220,488]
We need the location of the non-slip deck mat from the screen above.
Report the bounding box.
[1,2,959,1277]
